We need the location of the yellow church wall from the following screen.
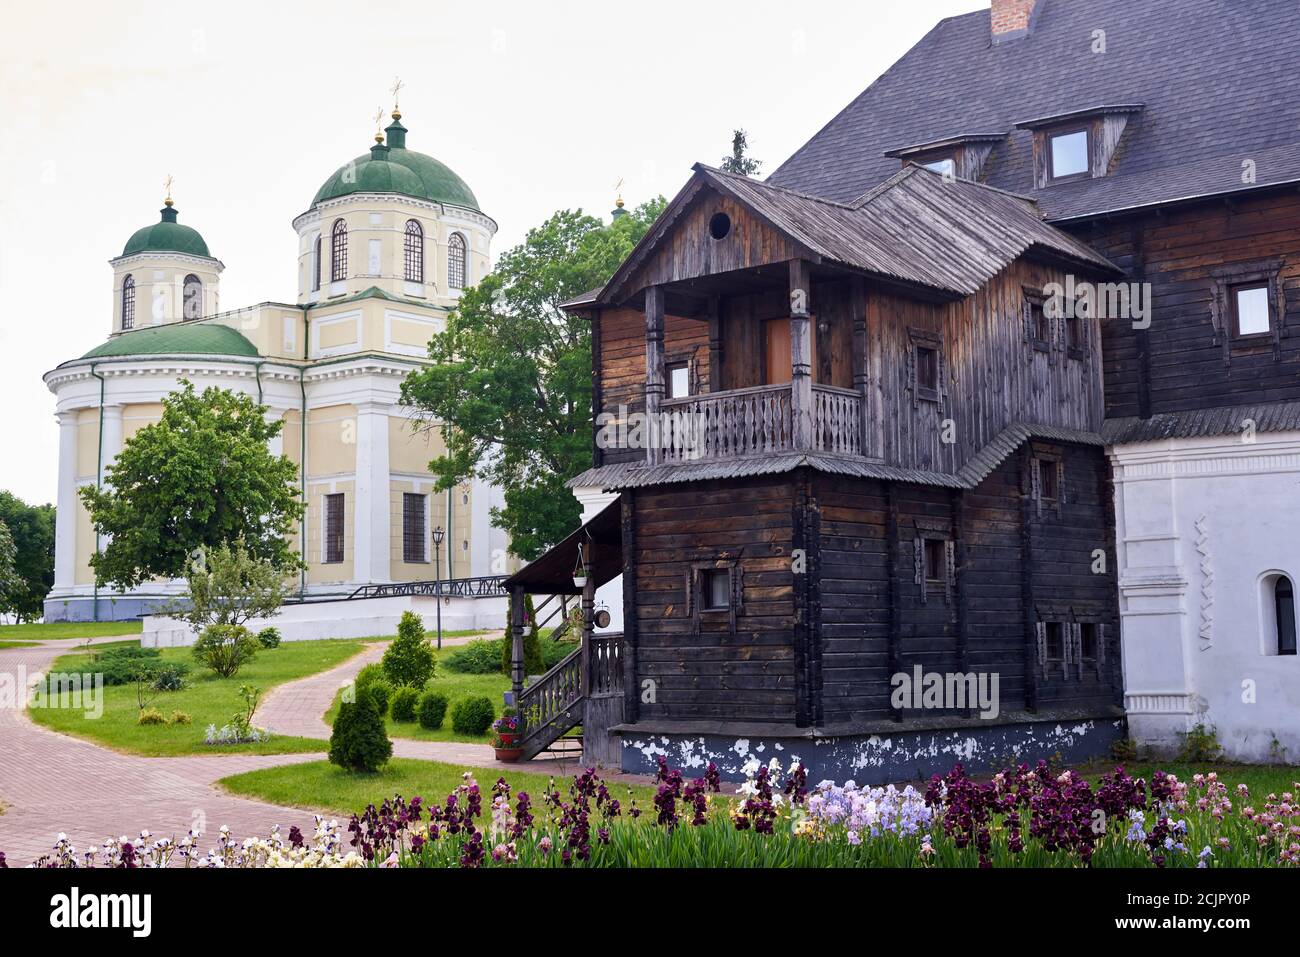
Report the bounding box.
[306,404,357,477]
[280,410,302,467]
[387,479,443,582]
[74,496,95,586]
[305,478,355,584]
[75,411,99,480]
[389,415,442,473]
[450,482,473,579]
[123,403,163,440]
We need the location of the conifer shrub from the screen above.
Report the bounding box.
[417,690,448,730]
[451,695,495,736]
[382,611,436,687]
[390,686,420,723]
[328,700,392,772]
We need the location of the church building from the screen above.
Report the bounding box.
[43,108,508,622]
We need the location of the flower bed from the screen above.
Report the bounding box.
[10,760,1300,868]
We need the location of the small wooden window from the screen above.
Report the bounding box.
[1276,577,1297,656]
[915,345,939,399]
[1230,282,1271,338]
[922,156,955,178]
[448,232,467,289]
[1029,298,1050,347]
[1065,312,1083,354]
[121,275,135,330]
[324,493,345,564]
[1080,622,1099,660]
[923,538,947,582]
[1044,622,1066,661]
[667,362,691,399]
[183,274,202,320]
[404,220,424,283]
[330,219,348,283]
[402,493,427,563]
[701,568,730,611]
[1037,457,1059,501]
[1048,128,1090,181]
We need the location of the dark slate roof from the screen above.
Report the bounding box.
[1102,402,1300,445]
[599,164,1116,304]
[768,0,1300,221]
[568,422,1103,492]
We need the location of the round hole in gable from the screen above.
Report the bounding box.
[708,212,732,241]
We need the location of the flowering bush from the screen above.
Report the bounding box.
[9,762,1300,869]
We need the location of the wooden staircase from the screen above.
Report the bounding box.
[515,630,625,763]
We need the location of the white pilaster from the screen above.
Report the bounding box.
[100,404,124,482]
[53,411,79,589]
[353,401,391,584]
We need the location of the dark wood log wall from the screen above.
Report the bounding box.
[1079,189,1300,419]
[632,475,798,723]
[625,444,1120,729]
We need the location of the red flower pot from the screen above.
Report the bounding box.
[495,746,523,763]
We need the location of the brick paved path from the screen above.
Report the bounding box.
[0,632,652,865]
[0,638,321,867]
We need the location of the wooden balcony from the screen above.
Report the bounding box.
[657,382,864,464]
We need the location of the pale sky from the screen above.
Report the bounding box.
[0,0,983,505]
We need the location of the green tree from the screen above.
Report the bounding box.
[79,381,304,590]
[0,519,20,613]
[164,537,290,632]
[400,199,665,560]
[720,129,762,177]
[0,492,55,621]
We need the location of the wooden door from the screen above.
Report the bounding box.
[764,317,818,384]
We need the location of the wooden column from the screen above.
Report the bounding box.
[509,586,526,702]
[580,542,594,698]
[885,483,901,723]
[789,260,813,451]
[620,494,640,722]
[1019,447,1040,713]
[644,285,666,464]
[850,278,870,456]
[707,296,723,393]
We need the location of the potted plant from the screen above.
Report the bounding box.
[493,711,524,762]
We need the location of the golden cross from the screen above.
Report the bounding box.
[163,174,174,203]
[390,76,404,111]
[373,107,385,134]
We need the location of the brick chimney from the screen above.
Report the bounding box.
[991,0,1038,42]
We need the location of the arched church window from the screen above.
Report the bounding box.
[311,235,321,291]
[1276,576,1297,655]
[448,232,467,289]
[331,219,348,283]
[404,220,424,283]
[121,275,135,330]
[183,274,203,320]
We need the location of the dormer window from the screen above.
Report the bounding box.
[1048,128,1090,181]
[1231,283,1272,338]
[922,156,955,178]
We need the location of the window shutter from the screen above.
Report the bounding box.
[944,540,956,603]
[1096,623,1107,678]
[914,536,926,604]
[906,346,917,407]
[1035,621,1047,677]
[1063,623,1074,677]
[1056,460,1066,512]
[1030,459,1042,515]
[1023,299,1033,342]
[937,348,949,403]
[1071,623,1083,680]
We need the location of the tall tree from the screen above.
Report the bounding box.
[401,199,665,561]
[79,381,304,590]
[0,519,20,615]
[720,129,763,177]
[0,492,55,621]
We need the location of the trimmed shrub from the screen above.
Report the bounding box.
[192,624,260,678]
[169,710,192,725]
[256,627,282,649]
[451,695,495,736]
[137,707,166,725]
[354,663,384,694]
[328,700,392,772]
[361,679,392,717]
[390,686,420,723]
[417,690,448,730]
[444,637,504,674]
[93,646,162,686]
[152,663,190,692]
[382,611,436,687]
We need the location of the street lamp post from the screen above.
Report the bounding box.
[432,525,445,650]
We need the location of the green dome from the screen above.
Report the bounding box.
[81,323,258,360]
[121,204,211,258]
[311,116,480,211]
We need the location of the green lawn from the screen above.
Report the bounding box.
[1076,760,1300,795]
[0,620,144,643]
[325,644,512,744]
[219,757,655,818]
[29,638,366,756]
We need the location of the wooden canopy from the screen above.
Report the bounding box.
[503,498,623,595]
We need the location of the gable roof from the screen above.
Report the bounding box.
[769,0,1300,221]
[597,163,1116,305]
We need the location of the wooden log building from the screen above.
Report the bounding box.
[508,0,1300,777]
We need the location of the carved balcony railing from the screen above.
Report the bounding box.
[657,383,863,464]
[587,632,624,697]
